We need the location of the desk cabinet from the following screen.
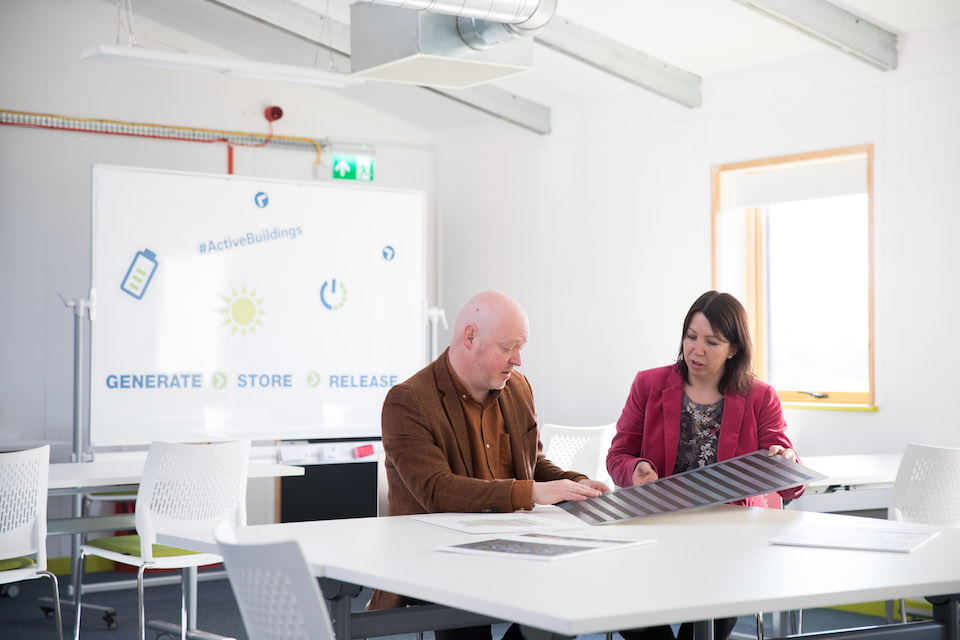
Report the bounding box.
[279,461,378,522]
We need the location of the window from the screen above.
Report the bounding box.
[711,145,874,407]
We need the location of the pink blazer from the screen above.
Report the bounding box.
[606,364,805,506]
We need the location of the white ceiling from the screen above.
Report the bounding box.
[496,0,960,106]
[123,0,960,132]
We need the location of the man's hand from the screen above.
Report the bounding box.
[632,460,658,485]
[532,479,603,505]
[768,445,797,461]
[578,478,610,494]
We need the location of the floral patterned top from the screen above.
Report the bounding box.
[672,392,724,474]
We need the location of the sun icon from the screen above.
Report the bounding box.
[218,286,266,337]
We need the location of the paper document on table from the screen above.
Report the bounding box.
[413,512,570,534]
[438,531,655,561]
[559,451,827,525]
[770,526,940,553]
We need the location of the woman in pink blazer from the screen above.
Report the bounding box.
[606,291,804,640]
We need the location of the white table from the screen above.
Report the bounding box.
[803,454,902,493]
[160,505,960,640]
[789,454,902,520]
[47,457,303,534]
[49,457,304,491]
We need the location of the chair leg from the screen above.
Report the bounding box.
[40,570,65,640]
[755,612,764,640]
[180,568,188,640]
[137,564,147,640]
[899,598,907,623]
[72,551,85,640]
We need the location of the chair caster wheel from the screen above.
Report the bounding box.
[41,606,55,619]
[104,614,118,630]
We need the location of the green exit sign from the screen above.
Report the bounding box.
[332,154,374,181]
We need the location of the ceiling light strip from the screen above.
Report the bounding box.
[81,45,364,88]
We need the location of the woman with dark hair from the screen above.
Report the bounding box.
[606,291,804,640]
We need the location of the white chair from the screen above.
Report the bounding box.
[886,443,960,623]
[72,440,251,640]
[213,522,336,640]
[540,422,615,487]
[540,423,615,640]
[0,445,63,639]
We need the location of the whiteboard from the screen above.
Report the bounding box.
[90,165,426,446]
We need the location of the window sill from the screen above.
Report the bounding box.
[782,403,878,412]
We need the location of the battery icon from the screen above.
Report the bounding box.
[120,249,159,300]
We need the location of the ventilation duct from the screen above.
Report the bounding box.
[350,0,556,88]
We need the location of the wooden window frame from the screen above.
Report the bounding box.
[711,145,875,407]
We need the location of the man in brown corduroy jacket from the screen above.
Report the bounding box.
[368,291,609,639]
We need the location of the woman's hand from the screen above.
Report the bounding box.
[632,460,659,485]
[768,445,797,461]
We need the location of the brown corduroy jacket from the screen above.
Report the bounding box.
[367,349,585,610]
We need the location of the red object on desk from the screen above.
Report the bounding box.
[353,444,375,459]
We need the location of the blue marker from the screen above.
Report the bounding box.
[121,249,158,300]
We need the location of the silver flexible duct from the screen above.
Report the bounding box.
[355,0,557,49]
[352,0,543,24]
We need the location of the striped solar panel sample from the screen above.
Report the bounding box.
[559,451,826,525]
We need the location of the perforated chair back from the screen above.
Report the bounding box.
[889,443,960,527]
[1,445,63,639]
[0,445,50,573]
[135,440,251,561]
[214,522,336,640]
[540,423,615,483]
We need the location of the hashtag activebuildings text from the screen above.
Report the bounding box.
[199,226,304,255]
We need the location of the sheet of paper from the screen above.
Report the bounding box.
[770,526,939,553]
[559,451,827,525]
[438,532,656,561]
[413,512,571,534]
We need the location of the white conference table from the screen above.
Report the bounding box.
[161,505,960,640]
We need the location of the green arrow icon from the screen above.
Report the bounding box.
[306,371,321,388]
[212,372,228,389]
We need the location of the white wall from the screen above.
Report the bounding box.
[434,24,960,457]
[0,0,439,452]
[0,0,438,546]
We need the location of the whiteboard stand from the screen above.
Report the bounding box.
[427,307,448,361]
[46,292,119,627]
[58,290,95,464]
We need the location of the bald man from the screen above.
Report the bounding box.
[368,291,609,622]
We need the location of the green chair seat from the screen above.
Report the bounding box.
[86,535,200,558]
[0,556,36,571]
